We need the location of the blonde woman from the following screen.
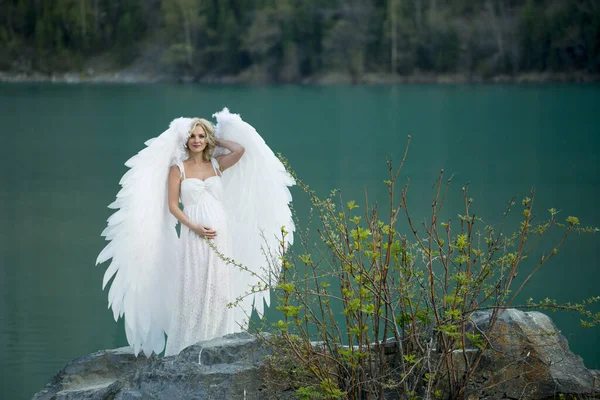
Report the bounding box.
[164,118,244,356]
[96,109,294,357]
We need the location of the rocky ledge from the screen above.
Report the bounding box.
[32,332,294,400]
[33,309,599,400]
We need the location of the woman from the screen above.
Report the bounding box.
[96,109,294,357]
[164,118,245,356]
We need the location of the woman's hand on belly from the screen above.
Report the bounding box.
[191,224,217,239]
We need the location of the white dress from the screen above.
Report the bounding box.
[164,158,236,356]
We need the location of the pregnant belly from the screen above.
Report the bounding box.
[184,202,228,232]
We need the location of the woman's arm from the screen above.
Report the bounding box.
[215,138,244,171]
[168,166,216,238]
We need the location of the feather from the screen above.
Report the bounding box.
[96,122,185,356]
[213,108,295,329]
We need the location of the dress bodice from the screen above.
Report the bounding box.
[176,158,223,208]
[180,176,223,207]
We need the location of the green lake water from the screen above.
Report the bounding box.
[1,83,599,399]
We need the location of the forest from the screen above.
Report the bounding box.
[1,0,599,82]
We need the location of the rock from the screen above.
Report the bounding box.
[33,310,599,399]
[32,346,154,400]
[464,309,599,399]
[32,332,296,400]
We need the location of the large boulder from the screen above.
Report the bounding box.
[32,332,295,400]
[463,309,600,399]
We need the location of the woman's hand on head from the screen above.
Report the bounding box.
[191,224,217,239]
[214,138,244,171]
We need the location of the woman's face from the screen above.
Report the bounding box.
[187,125,207,154]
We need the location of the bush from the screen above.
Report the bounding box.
[217,138,599,399]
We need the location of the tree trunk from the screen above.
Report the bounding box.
[498,0,516,73]
[486,0,505,70]
[430,0,437,19]
[178,0,193,67]
[413,0,423,32]
[390,0,397,73]
[80,0,87,39]
[6,5,15,41]
[93,0,99,36]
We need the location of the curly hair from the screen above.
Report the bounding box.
[188,118,216,162]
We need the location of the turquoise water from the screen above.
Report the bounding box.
[1,83,599,399]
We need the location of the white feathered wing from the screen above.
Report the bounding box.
[96,118,191,357]
[96,112,294,355]
[213,108,295,328]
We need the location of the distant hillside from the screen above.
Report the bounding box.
[1,0,599,83]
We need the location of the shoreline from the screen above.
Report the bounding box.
[1,70,599,85]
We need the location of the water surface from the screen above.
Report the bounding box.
[1,83,599,399]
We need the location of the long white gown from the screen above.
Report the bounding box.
[164,158,236,356]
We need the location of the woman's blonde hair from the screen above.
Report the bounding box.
[188,118,216,162]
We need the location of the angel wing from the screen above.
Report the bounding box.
[213,108,295,328]
[96,118,190,357]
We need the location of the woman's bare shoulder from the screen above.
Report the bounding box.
[169,164,182,178]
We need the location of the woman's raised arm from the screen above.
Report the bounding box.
[215,139,244,171]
